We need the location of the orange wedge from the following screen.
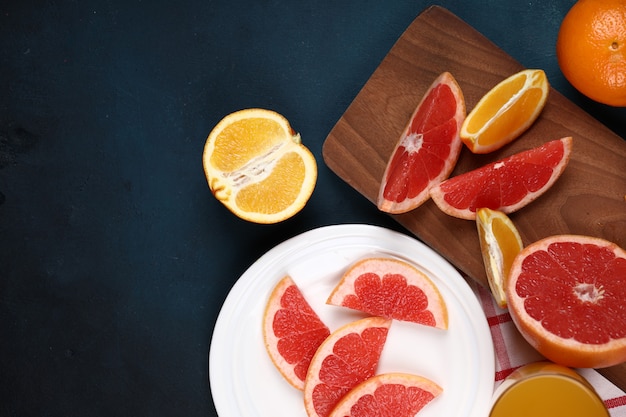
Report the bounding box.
[460,69,549,154]
[202,108,317,224]
[476,208,523,308]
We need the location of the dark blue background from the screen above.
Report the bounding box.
[1,1,624,416]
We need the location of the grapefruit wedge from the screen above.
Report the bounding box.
[304,316,392,417]
[263,276,330,390]
[328,373,442,417]
[327,257,448,329]
[507,235,626,368]
[430,136,573,220]
[377,72,465,214]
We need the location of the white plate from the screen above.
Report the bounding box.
[209,224,495,417]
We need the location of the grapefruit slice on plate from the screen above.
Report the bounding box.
[430,136,573,220]
[327,257,448,329]
[328,373,442,417]
[377,72,465,214]
[263,276,331,390]
[507,234,626,368]
[304,316,392,417]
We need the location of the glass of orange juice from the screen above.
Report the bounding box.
[490,361,609,417]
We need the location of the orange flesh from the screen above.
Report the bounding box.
[236,152,305,213]
[475,88,544,146]
[464,73,545,146]
[465,75,526,132]
[491,217,520,278]
[210,117,286,171]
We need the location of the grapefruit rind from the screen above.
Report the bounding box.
[326,257,448,329]
[377,72,466,214]
[263,276,330,390]
[328,373,443,417]
[429,136,573,220]
[507,234,626,369]
[202,108,318,224]
[460,69,550,154]
[304,316,392,417]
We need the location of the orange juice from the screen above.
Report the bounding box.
[490,362,608,417]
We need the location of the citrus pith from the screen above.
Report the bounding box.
[507,234,626,368]
[377,72,465,214]
[327,257,448,329]
[203,108,317,223]
[460,69,549,153]
[263,276,330,390]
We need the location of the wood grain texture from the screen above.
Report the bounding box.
[323,6,626,387]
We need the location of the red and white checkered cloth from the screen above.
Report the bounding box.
[466,278,626,417]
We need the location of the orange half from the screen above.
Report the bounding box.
[203,108,317,224]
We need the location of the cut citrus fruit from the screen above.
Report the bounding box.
[476,208,524,309]
[304,316,391,417]
[202,108,317,224]
[557,0,626,107]
[507,234,626,368]
[263,276,330,390]
[460,69,549,154]
[328,373,442,417]
[377,72,465,214]
[327,258,448,329]
[430,136,572,220]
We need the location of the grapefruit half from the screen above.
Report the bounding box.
[430,136,573,220]
[263,276,330,390]
[507,234,626,368]
[304,316,391,417]
[377,72,465,214]
[327,257,448,329]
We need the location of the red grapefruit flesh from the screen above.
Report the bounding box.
[304,316,392,417]
[377,72,466,214]
[328,373,442,417]
[429,136,572,220]
[263,276,331,390]
[507,234,626,368]
[327,257,448,329]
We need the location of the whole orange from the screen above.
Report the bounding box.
[556,0,626,107]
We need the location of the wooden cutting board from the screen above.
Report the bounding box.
[323,6,626,387]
